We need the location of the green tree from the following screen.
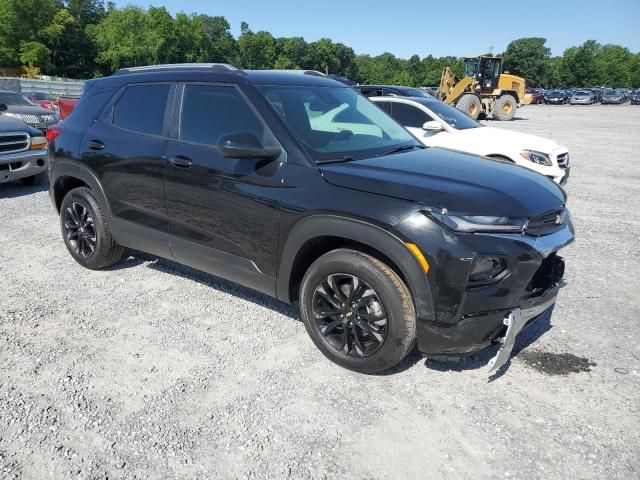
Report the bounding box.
[559,40,601,87]
[237,28,276,69]
[595,44,633,86]
[502,37,551,87]
[19,40,51,70]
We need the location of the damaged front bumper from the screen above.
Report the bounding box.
[487,285,559,374]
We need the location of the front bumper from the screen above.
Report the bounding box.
[410,219,574,360]
[0,148,48,183]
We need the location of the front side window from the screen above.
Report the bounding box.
[391,103,433,128]
[259,85,416,162]
[425,101,481,130]
[112,84,169,135]
[179,84,265,146]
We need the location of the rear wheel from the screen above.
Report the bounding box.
[456,94,482,120]
[299,249,416,374]
[60,187,125,270]
[493,94,517,121]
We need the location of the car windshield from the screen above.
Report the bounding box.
[397,87,432,98]
[258,85,418,162]
[423,101,481,130]
[549,90,563,95]
[603,89,615,95]
[31,92,56,100]
[0,92,35,106]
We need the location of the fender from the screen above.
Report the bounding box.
[276,214,435,323]
[49,160,111,217]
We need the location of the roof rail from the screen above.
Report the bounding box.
[114,63,244,76]
[265,69,326,77]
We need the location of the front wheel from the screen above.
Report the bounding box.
[455,94,482,120]
[299,249,416,374]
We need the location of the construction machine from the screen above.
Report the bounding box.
[438,56,532,121]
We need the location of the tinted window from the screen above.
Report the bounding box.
[180,85,264,146]
[374,101,392,114]
[425,101,480,130]
[0,92,34,106]
[112,84,169,135]
[391,103,432,128]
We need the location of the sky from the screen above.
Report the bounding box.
[111,0,640,59]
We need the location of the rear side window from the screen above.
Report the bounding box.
[391,103,432,128]
[112,84,170,135]
[179,84,264,146]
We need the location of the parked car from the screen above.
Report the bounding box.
[0,90,59,132]
[631,89,640,105]
[601,88,627,104]
[371,96,570,185]
[526,88,545,104]
[48,64,573,374]
[23,92,58,111]
[544,90,569,104]
[354,84,434,99]
[570,90,597,105]
[0,113,48,185]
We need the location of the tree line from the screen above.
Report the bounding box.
[1,0,639,88]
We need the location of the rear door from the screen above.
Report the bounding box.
[81,82,173,257]
[163,83,285,295]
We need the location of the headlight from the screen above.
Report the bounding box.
[427,209,526,233]
[29,136,47,150]
[520,149,552,166]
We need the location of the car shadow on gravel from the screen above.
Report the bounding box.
[423,306,554,379]
[0,182,48,198]
[119,251,300,321]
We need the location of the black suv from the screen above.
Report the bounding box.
[48,64,574,374]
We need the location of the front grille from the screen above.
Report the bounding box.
[526,208,566,237]
[526,254,565,297]
[556,152,569,168]
[0,132,28,153]
[10,113,57,128]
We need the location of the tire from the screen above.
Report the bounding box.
[455,94,482,120]
[493,94,517,121]
[59,187,125,270]
[299,249,416,374]
[20,170,48,186]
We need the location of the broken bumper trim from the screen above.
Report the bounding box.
[487,291,558,374]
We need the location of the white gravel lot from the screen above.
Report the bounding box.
[1,104,639,480]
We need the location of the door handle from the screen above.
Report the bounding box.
[167,155,193,169]
[87,139,104,150]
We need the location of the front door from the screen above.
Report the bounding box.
[163,83,285,295]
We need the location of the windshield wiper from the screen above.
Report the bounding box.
[316,156,354,165]
[377,144,424,157]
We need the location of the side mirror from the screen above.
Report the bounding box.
[217,132,282,160]
[0,103,7,112]
[422,120,444,132]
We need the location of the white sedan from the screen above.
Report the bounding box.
[370,96,570,184]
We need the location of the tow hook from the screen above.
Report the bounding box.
[487,309,527,375]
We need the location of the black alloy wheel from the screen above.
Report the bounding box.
[312,273,387,357]
[63,201,97,259]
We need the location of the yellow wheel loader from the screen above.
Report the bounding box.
[438,56,532,121]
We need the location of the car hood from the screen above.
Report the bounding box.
[0,114,32,132]
[453,126,562,154]
[320,147,565,218]
[4,104,53,115]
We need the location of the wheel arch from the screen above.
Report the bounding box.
[499,90,520,104]
[52,162,111,216]
[277,215,435,322]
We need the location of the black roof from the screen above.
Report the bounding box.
[89,64,345,89]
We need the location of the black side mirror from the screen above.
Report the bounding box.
[218,132,282,160]
[0,103,7,112]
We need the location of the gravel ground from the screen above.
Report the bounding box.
[1,104,639,480]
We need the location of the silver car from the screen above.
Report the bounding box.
[0,114,48,185]
[570,90,596,105]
